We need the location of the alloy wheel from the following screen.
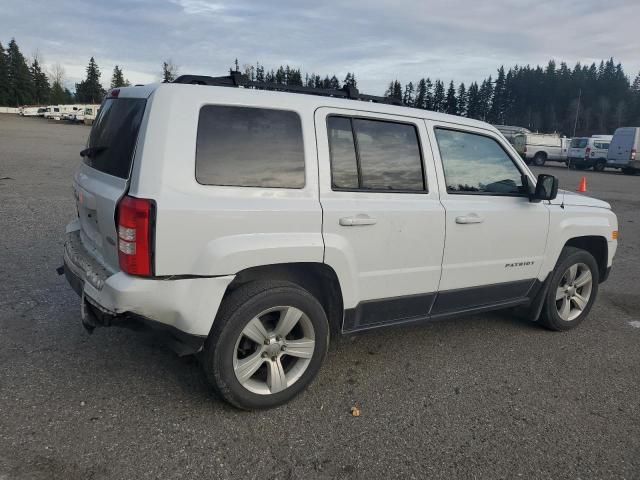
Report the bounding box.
[555,263,593,321]
[233,306,315,395]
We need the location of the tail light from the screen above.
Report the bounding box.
[585,147,591,158]
[632,149,636,161]
[116,195,154,276]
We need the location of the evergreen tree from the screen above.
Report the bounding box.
[110,65,126,88]
[466,82,481,119]
[478,77,493,120]
[75,57,105,103]
[0,42,8,105]
[255,63,265,82]
[6,38,34,106]
[288,68,303,86]
[433,80,445,112]
[403,81,415,105]
[457,83,467,117]
[414,78,427,109]
[162,60,177,83]
[329,75,340,89]
[488,66,506,123]
[424,78,433,110]
[343,72,357,88]
[445,81,457,115]
[30,57,50,104]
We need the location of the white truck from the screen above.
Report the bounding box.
[62,76,618,409]
[514,132,570,166]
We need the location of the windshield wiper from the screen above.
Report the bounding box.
[80,145,108,158]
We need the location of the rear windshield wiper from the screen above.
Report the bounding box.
[80,145,108,158]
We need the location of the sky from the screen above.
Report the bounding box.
[2,0,640,95]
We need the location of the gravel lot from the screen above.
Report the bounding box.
[0,114,639,479]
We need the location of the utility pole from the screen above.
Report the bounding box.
[572,88,582,138]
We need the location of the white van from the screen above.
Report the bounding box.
[62,74,618,409]
[607,127,640,175]
[568,136,612,171]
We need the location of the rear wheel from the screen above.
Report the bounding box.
[593,160,606,172]
[202,280,329,410]
[532,153,547,166]
[539,247,599,331]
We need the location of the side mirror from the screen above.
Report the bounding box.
[533,174,558,201]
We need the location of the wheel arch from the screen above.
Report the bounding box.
[564,236,608,282]
[224,263,345,335]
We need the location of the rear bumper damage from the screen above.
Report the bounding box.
[62,228,234,355]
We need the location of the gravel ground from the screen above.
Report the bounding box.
[0,114,639,479]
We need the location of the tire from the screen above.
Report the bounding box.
[202,280,329,410]
[532,153,546,167]
[539,247,599,331]
[593,160,606,172]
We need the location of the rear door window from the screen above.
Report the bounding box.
[84,98,146,179]
[196,106,305,188]
[326,116,425,192]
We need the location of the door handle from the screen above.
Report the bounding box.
[455,214,484,224]
[339,215,377,226]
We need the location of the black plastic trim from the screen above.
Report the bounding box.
[342,279,538,333]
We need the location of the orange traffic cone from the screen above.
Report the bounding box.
[577,176,587,193]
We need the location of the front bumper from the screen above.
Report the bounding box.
[63,228,235,344]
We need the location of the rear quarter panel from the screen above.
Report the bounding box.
[128,85,324,276]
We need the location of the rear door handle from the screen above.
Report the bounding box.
[455,214,484,224]
[339,215,377,226]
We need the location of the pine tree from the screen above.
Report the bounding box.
[6,38,34,106]
[0,42,10,106]
[288,68,303,86]
[414,79,427,109]
[456,83,467,117]
[110,65,126,88]
[162,60,177,83]
[329,75,340,89]
[343,72,357,88]
[466,82,481,119]
[488,66,506,123]
[424,78,433,110]
[403,81,415,105]
[433,80,445,112]
[275,66,286,84]
[255,63,265,82]
[49,63,67,104]
[445,81,457,115]
[478,77,493,120]
[75,57,105,103]
[30,57,50,104]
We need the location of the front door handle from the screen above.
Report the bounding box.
[339,215,377,226]
[455,214,484,224]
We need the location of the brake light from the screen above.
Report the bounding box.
[116,195,154,276]
[632,149,636,161]
[585,147,591,158]
[109,88,120,98]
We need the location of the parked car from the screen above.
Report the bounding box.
[492,125,531,144]
[568,135,612,171]
[607,127,640,175]
[513,133,569,166]
[62,76,618,409]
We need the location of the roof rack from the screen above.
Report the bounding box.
[172,73,404,106]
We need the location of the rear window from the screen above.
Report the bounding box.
[571,138,588,148]
[196,105,305,188]
[83,98,146,179]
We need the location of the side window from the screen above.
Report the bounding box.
[326,116,425,192]
[434,128,525,195]
[196,105,305,188]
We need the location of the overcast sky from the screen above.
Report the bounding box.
[2,0,639,94]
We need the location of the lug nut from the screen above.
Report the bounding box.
[281,345,287,351]
[264,339,270,345]
[261,352,268,358]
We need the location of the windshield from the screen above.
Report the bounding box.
[571,138,588,148]
[83,97,146,179]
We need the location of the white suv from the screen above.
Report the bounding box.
[63,74,618,409]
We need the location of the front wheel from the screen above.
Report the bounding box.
[202,281,329,410]
[593,160,606,172]
[539,247,599,331]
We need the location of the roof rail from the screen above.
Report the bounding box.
[172,73,403,106]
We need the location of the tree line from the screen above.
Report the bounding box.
[2,37,640,136]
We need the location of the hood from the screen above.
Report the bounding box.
[550,189,611,209]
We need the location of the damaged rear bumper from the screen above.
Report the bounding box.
[62,228,234,355]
